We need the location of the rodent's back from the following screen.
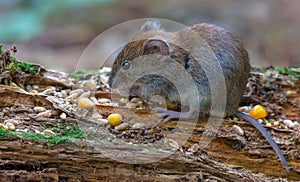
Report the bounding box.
[188,23,250,115]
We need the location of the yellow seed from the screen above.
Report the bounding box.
[0,123,9,130]
[249,105,268,120]
[274,121,280,126]
[120,98,128,103]
[266,123,272,127]
[107,113,122,127]
[78,98,94,110]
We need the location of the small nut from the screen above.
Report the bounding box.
[232,125,244,136]
[90,97,99,104]
[38,110,52,118]
[42,129,56,136]
[69,89,84,95]
[115,123,129,131]
[82,81,95,90]
[4,119,19,126]
[60,90,68,98]
[33,106,46,113]
[78,91,91,100]
[132,123,146,129]
[6,123,15,130]
[78,98,94,110]
[98,98,111,104]
[60,113,67,120]
[42,88,52,95]
[283,119,295,129]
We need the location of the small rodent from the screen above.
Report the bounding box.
[108,20,289,170]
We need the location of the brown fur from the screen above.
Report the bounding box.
[109,21,250,117]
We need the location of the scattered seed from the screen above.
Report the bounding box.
[78,91,91,100]
[0,123,9,130]
[35,129,41,134]
[274,121,280,126]
[43,89,52,95]
[132,123,146,129]
[188,143,199,153]
[115,123,129,131]
[90,97,98,104]
[249,105,268,120]
[42,129,56,136]
[232,125,244,136]
[30,90,38,94]
[33,106,46,113]
[98,98,111,104]
[283,119,295,129]
[54,92,63,98]
[32,85,39,90]
[10,82,18,87]
[69,89,84,95]
[66,93,81,100]
[266,123,272,127]
[78,98,94,110]
[120,98,128,103]
[60,113,67,120]
[38,110,52,118]
[60,90,67,98]
[233,117,239,121]
[100,75,109,84]
[108,113,122,127]
[4,119,19,126]
[82,81,95,90]
[237,106,251,113]
[6,123,15,130]
[99,67,112,73]
[98,119,109,125]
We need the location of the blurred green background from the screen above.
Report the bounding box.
[0,0,299,71]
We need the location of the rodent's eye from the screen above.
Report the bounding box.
[121,61,130,70]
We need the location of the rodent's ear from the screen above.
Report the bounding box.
[143,38,170,56]
[140,19,161,31]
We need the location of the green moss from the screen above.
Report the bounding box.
[69,69,99,80]
[274,67,300,79]
[17,61,37,74]
[0,124,86,147]
[7,61,19,74]
[0,128,16,138]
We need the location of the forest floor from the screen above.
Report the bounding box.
[0,46,299,181]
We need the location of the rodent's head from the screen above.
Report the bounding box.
[108,20,187,106]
